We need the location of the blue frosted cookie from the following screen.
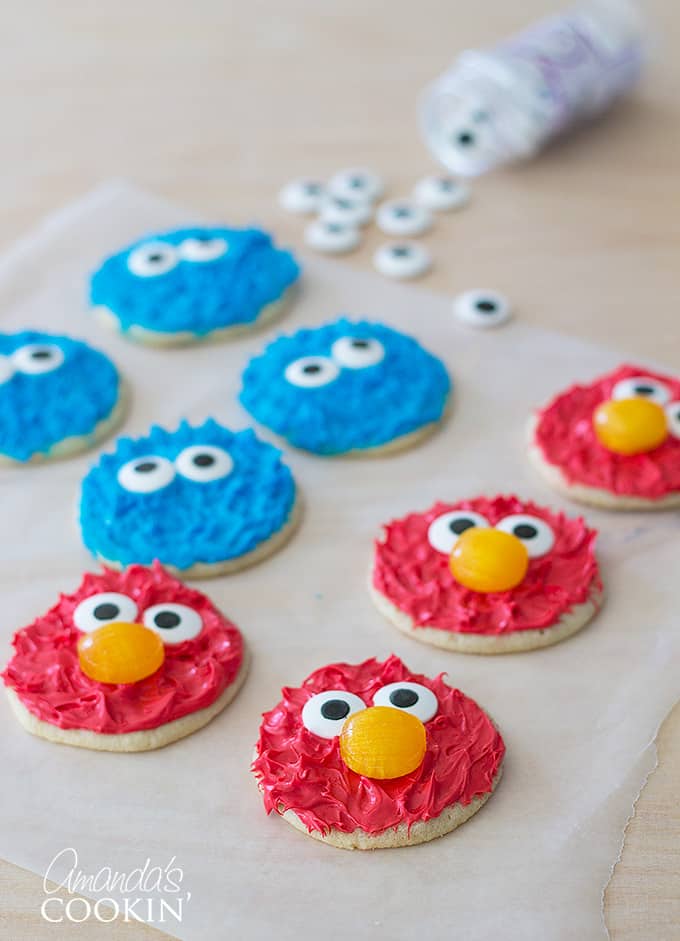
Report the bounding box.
[79,420,299,576]
[90,226,300,346]
[0,331,124,464]
[239,319,451,455]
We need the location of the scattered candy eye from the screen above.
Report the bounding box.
[339,706,426,779]
[178,237,229,263]
[373,682,438,722]
[427,510,490,554]
[495,514,555,558]
[175,444,234,483]
[78,621,165,685]
[450,527,529,593]
[301,690,367,738]
[373,241,431,279]
[278,178,326,214]
[454,289,511,328]
[127,242,179,278]
[375,199,432,237]
[142,603,203,644]
[666,401,680,440]
[0,355,14,385]
[611,376,671,406]
[327,167,385,203]
[331,336,385,369]
[284,355,340,388]
[413,175,470,212]
[593,398,668,455]
[319,195,373,228]
[304,219,361,254]
[12,344,65,375]
[117,455,176,494]
[73,592,138,633]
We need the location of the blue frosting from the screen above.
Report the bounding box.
[79,420,297,570]
[239,319,451,454]
[0,331,120,462]
[90,226,300,336]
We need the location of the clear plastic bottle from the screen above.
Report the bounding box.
[419,0,646,176]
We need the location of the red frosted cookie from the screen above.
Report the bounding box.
[2,562,247,751]
[253,655,504,849]
[528,364,680,510]
[371,495,602,654]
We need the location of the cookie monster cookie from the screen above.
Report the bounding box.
[371,495,602,654]
[253,655,504,849]
[90,226,300,346]
[80,420,299,576]
[240,319,450,455]
[529,364,680,510]
[0,330,125,463]
[3,563,247,751]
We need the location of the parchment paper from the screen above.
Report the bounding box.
[0,181,678,941]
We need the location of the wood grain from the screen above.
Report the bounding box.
[0,0,678,937]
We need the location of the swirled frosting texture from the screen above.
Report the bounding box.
[239,318,451,454]
[253,655,504,835]
[90,226,300,336]
[533,364,680,499]
[0,331,120,461]
[1,563,244,734]
[79,420,296,570]
[373,495,600,634]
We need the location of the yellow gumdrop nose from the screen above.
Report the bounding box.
[78,622,165,685]
[593,397,668,456]
[339,706,426,779]
[450,526,529,593]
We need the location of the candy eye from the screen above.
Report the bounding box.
[373,242,431,280]
[73,592,138,633]
[376,200,432,237]
[278,178,326,214]
[304,219,360,255]
[611,376,670,405]
[117,455,176,494]
[331,336,385,369]
[495,514,555,558]
[178,237,228,263]
[143,603,203,644]
[0,355,14,385]
[301,690,367,739]
[12,344,65,375]
[666,401,680,439]
[175,445,234,482]
[454,289,511,328]
[319,195,372,228]
[373,682,438,722]
[413,175,470,212]
[127,242,179,277]
[327,168,384,203]
[284,356,340,388]
[427,510,489,554]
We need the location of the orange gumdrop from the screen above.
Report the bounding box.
[78,622,164,685]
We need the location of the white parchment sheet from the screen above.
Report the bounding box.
[0,181,678,941]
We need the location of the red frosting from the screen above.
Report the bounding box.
[253,655,504,836]
[533,364,680,499]
[372,495,600,635]
[2,562,244,734]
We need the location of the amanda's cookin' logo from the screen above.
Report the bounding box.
[41,847,191,925]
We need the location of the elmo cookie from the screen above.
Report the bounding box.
[253,655,504,849]
[529,364,680,509]
[240,318,450,455]
[90,226,300,346]
[371,495,602,653]
[79,420,299,577]
[0,330,125,463]
[2,564,247,751]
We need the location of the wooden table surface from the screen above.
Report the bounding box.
[0,1,678,938]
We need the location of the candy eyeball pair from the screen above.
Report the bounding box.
[280,168,384,216]
[302,681,438,738]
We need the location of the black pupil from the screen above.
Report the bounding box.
[135,461,157,473]
[476,300,497,312]
[394,207,410,217]
[305,183,320,194]
[514,524,538,539]
[349,177,364,188]
[634,385,654,396]
[320,699,350,721]
[31,349,52,360]
[148,253,164,263]
[390,688,419,708]
[193,453,215,467]
[93,603,119,620]
[336,198,351,209]
[449,517,475,535]
[392,246,410,257]
[303,364,322,374]
[439,179,453,190]
[457,131,475,146]
[350,339,369,349]
[154,611,181,629]
[327,223,342,233]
